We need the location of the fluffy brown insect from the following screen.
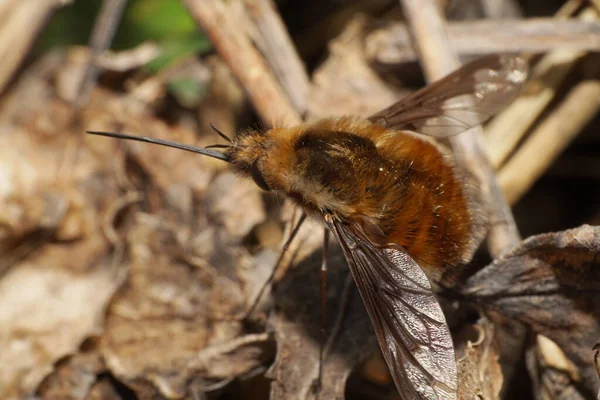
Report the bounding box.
[88,54,528,399]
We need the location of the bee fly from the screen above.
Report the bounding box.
[88,54,528,399]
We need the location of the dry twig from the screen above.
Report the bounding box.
[244,0,310,114]
[485,6,598,168]
[183,0,301,126]
[75,0,128,107]
[191,332,271,368]
[498,79,600,204]
[94,43,161,72]
[366,18,600,65]
[485,50,586,167]
[0,0,61,94]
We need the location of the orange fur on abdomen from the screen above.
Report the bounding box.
[371,130,475,277]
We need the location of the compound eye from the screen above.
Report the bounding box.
[251,160,270,191]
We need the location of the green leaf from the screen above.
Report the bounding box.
[118,0,199,47]
[167,78,208,108]
[144,35,212,74]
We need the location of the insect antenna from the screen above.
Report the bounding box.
[86,131,229,162]
[210,123,232,143]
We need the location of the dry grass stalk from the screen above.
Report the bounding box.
[244,0,310,114]
[0,0,61,94]
[366,18,600,65]
[183,0,301,126]
[498,79,600,204]
[485,7,599,168]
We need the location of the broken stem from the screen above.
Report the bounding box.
[244,0,310,114]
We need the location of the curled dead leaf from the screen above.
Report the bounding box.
[527,334,589,400]
[463,224,600,396]
[455,318,503,400]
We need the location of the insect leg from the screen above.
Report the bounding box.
[594,341,600,387]
[313,242,353,399]
[323,272,353,360]
[241,211,307,320]
[316,229,330,393]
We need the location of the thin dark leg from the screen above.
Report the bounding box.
[242,212,307,320]
[323,273,353,359]
[316,229,330,394]
[313,273,353,398]
[594,342,600,383]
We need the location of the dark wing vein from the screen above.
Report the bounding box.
[326,217,457,400]
[368,54,528,137]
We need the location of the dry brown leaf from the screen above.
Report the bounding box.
[0,52,128,400]
[205,171,266,239]
[0,49,275,399]
[525,334,588,400]
[268,236,377,400]
[0,262,119,400]
[36,350,106,400]
[455,318,503,399]
[99,198,272,398]
[463,224,600,397]
[484,312,529,397]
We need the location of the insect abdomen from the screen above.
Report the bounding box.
[271,120,480,280]
[373,131,479,279]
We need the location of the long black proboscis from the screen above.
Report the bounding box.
[86,131,229,161]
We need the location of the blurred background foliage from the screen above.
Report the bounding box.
[38,0,212,73]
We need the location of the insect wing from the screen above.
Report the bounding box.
[326,217,457,400]
[368,54,528,137]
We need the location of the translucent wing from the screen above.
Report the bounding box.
[368,54,528,137]
[326,216,457,400]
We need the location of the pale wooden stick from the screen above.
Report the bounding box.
[485,50,585,168]
[484,7,598,168]
[366,18,600,65]
[399,0,520,256]
[0,0,59,94]
[183,0,301,126]
[244,0,310,114]
[498,80,600,204]
[94,43,161,72]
